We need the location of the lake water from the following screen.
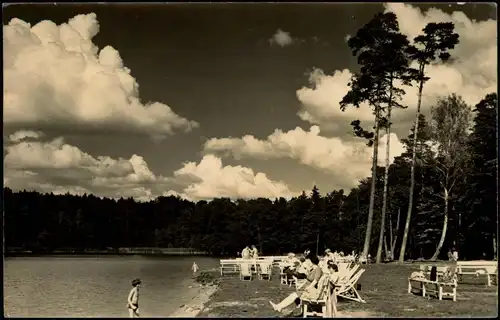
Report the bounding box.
[4,255,220,317]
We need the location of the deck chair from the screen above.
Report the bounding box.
[301,275,331,318]
[336,264,360,285]
[259,261,273,280]
[293,275,308,290]
[335,268,366,303]
[279,265,289,285]
[239,262,253,281]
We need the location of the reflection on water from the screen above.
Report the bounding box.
[4,255,219,317]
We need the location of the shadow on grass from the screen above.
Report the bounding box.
[197,264,498,318]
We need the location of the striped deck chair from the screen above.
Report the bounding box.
[335,268,366,303]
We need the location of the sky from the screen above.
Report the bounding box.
[3,2,497,202]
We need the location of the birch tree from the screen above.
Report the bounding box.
[427,94,472,260]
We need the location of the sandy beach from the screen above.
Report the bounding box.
[168,280,219,317]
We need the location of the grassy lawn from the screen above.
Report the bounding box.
[197,263,498,317]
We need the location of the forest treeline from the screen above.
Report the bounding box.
[4,91,496,260]
[4,11,498,261]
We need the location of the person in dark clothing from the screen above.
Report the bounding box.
[430,266,438,281]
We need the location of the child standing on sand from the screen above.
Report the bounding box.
[192,262,199,274]
[127,278,141,318]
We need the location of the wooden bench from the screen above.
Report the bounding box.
[220,259,241,276]
[408,277,457,301]
[420,265,449,281]
[220,258,275,277]
[456,261,498,286]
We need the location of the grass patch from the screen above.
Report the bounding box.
[197,263,498,317]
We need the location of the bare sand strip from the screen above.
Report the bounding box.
[168,283,219,317]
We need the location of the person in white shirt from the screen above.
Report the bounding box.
[127,278,141,318]
[242,246,251,259]
[251,245,259,259]
[283,253,298,267]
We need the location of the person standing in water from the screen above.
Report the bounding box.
[192,262,199,274]
[127,278,141,318]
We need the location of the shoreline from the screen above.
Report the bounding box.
[5,249,210,257]
[168,274,219,317]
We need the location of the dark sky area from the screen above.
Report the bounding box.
[3,2,496,200]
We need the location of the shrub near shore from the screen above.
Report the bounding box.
[194,270,221,287]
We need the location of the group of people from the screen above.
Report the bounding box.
[447,248,459,261]
[240,245,259,259]
[270,249,341,315]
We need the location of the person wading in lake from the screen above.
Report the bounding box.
[127,278,141,318]
[192,262,199,274]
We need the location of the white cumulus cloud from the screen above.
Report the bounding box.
[3,13,199,140]
[296,4,497,137]
[204,126,405,190]
[171,154,299,201]
[4,131,171,202]
[4,131,297,201]
[7,130,44,142]
[269,29,294,47]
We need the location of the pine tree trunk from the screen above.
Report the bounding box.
[383,236,389,261]
[361,105,381,260]
[399,68,425,263]
[316,232,320,256]
[496,207,499,259]
[391,208,401,261]
[431,188,449,260]
[376,104,392,263]
[493,235,497,260]
[257,225,263,255]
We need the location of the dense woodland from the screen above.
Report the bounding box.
[4,93,496,260]
[4,12,498,261]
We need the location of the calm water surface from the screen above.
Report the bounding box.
[4,255,219,317]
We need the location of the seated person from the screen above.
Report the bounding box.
[441,266,457,282]
[325,261,340,279]
[300,257,314,274]
[410,270,426,281]
[324,249,334,261]
[319,258,328,273]
[285,256,308,280]
[269,255,324,314]
[282,253,298,268]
